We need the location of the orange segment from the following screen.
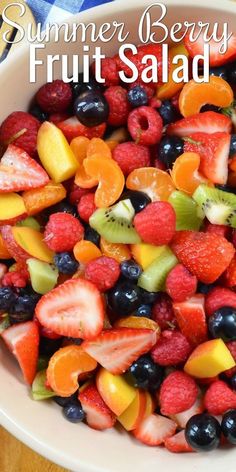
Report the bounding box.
[171,152,209,195]
[0,233,11,259]
[100,237,131,263]
[84,156,125,207]
[126,167,175,201]
[179,76,234,117]
[157,44,189,100]
[87,138,112,159]
[115,316,160,334]
[73,240,102,264]
[46,345,97,396]
[70,136,90,164]
[75,165,98,189]
[22,181,66,216]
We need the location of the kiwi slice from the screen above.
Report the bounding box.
[137,246,178,292]
[27,258,59,295]
[169,191,204,231]
[89,199,141,244]
[32,370,56,401]
[193,184,236,228]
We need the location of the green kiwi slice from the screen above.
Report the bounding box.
[137,246,178,292]
[193,184,236,228]
[168,191,204,231]
[89,199,141,244]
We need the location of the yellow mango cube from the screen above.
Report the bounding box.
[184,339,236,378]
[131,243,167,270]
[96,368,136,416]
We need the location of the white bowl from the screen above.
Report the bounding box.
[1,1,236,471]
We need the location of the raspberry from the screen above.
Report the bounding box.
[68,183,90,205]
[2,270,29,288]
[224,255,236,288]
[77,193,96,223]
[149,97,162,108]
[49,112,70,124]
[151,293,177,330]
[0,111,40,156]
[104,86,131,127]
[134,202,176,246]
[151,330,192,366]
[36,80,72,113]
[204,222,230,239]
[85,256,120,292]
[112,142,150,176]
[128,106,163,146]
[205,287,236,316]
[166,264,197,302]
[44,212,84,252]
[159,371,198,415]
[204,380,236,415]
[100,57,120,86]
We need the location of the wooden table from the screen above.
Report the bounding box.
[0,427,69,472]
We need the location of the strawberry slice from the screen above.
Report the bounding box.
[164,430,194,453]
[35,278,104,340]
[167,112,232,137]
[82,328,157,374]
[0,144,49,192]
[184,32,236,67]
[173,294,208,346]
[78,382,116,430]
[132,413,177,446]
[1,321,39,384]
[57,116,106,142]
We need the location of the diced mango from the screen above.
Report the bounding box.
[184,339,236,378]
[37,122,79,183]
[0,192,26,223]
[118,389,146,431]
[131,243,167,270]
[96,368,136,416]
[12,227,54,263]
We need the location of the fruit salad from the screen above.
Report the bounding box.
[1,37,236,455]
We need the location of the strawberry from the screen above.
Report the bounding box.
[170,395,204,429]
[184,32,236,67]
[132,413,177,446]
[57,116,106,142]
[171,231,235,284]
[0,111,40,156]
[184,132,230,184]
[164,430,195,453]
[78,382,116,430]
[167,111,232,137]
[159,371,198,415]
[1,321,39,384]
[173,294,208,346]
[82,328,157,375]
[0,144,49,192]
[224,254,236,288]
[204,380,236,415]
[35,278,104,340]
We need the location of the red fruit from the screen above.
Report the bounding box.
[40,326,62,340]
[78,382,116,430]
[184,32,236,67]
[204,222,230,239]
[205,287,236,316]
[69,183,90,205]
[151,330,192,366]
[166,264,197,302]
[82,328,157,375]
[36,80,72,113]
[204,380,236,415]
[35,278,104,340]
[133,413,177,446]
[171,231,235,284]
[57,116,106,142]
[170,395,204,429]
[164,430,195,453]
[116,44,165,85]
[104,86,131,127]
[0,144,49,193]
[184,132,230,184]
[167,111,232,137]
[129,81,155,100]
[224,342,236,377]
[134,202,176,246]
[49,112,70,124]
[232,230,236,249]
[99,57,120,87]
[44,212,84,252]
[2,270,29,288]
[77,192,96,223]
[0,226,30,262]
[151,293,177,330]
[0,263,7,283]
[159,371,198,415]
[0,111,40,156]
[85,256,120,292]
[173,294,208,346]
[1,321,39,385]
[224,255,236,288]
[112,142,150,176]
[128,106,163,146]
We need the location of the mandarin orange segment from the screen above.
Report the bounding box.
[179,76,234,117]
[87,138,112,159]
[22,181,66,216]
[46,345,97,396]
[115,316,160,333]
[70,136,90,164]
[171,152,209,195]
[157,44,189,100]
[100,237,131,263]
[0,233,11,259]
[73,240,102,264]
[84,156,125,207]
[126,167,175,201]
[75,165,98,189]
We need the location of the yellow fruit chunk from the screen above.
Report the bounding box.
[144,391,155,417]
[184,339,236,378]
[118,389,146,431]
[12,227,54,263]
[157,44,189,100]
[96,368,136,416]
[37,122,79,183]
[0,193,26,223]
[131,243,169,270]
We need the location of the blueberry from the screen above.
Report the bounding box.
[230,135,236,157]
[158,100,178,125]
[107,281,142,316]
[185,414,221,451]
[230,373,236,390]
[63,400,85,423]
[9,291,40,321]
[127,355,164,391]
[227,61,236,84]
[197,282,216,295]
[139,288,159,305]
[120,260,142,281]
[64,337,83,346]
[121,190,151,213]
[0,287,17,312]
[158,136,184,169]
[29,104,48,122]
[216,184,236,195]
[208,306,236,342]
[39,336,63,357]
[134,304,151,318]
[84,226,100,247]
[209,66,228,81]
[127,86,148,108]
[54,252,79,275]
[221,410,236,445]
[54,392,78,407]
[48,200,77,217]
[74,90,109,127]
[71,74,102,98]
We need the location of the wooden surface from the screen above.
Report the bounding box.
[0,427,69,472]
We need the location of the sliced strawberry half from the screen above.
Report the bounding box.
[35,278,104,340]
[164,430,195,453]
[173,294,208,346]
[78,382,116,431]
[57,116,106,142]
[132,413,177,446]
[167,112,232,137]
[170,394,204,429]
[1,321,39,384]
[184,32,236,67]
[82,328,157,375]
[0,144,49,192]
